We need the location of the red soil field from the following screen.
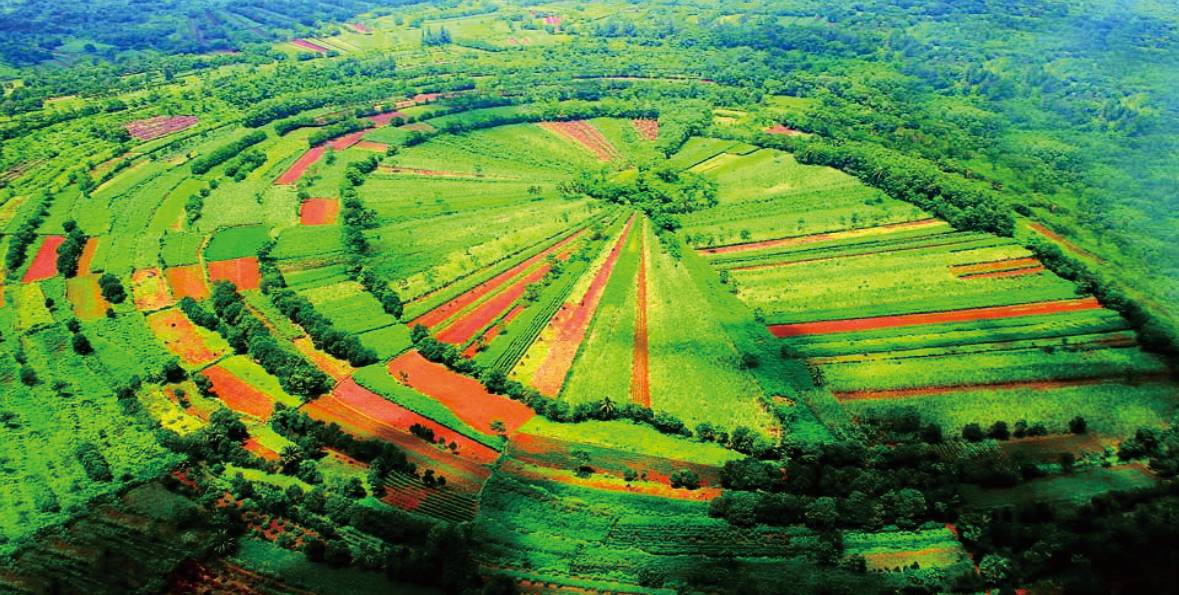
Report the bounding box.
[769,297,1103,337]
[333,377,500,464]
[835,375,1160,402]
[291,38,330,53]
[632,118,659,140]
[293,337,352,381]
[242,438,280,461]
[631,232,651,407]
[125,115,198,141]
[66,276,108,320]
[435,258,558,345]
[538,120,621,161]
[410,229,585,329]
[950,257,1041,275]
[76,237,100,274]
[165,264,210,300]
[765,124,804,136]
[367,111,406,127]
[532,216,636,395]
[131,268,175,310]
[274,145,326,185]
[208,257,261,291]
[21,235,64,282]
[960,266,1045,280]
[702,218,942,255]
[327,130,367,150]
[202,365,278,420]
[299,197,339,225]
[388,350,535,434]
[302,392,493,492]
[1029,222,1103,262]
[148,309,223,366]
[462,304,526,359]
[354,140,389,152]
[350,23,372,34]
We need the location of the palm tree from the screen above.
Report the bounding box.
[599,396,616,417]
[279,445,304,472]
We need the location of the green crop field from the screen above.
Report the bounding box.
[0,0,1177,592]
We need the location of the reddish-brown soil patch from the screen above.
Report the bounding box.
[632,119,659,141]
[367,111,406,127]
[66,276,108,320]
[293,337,352,381]
[731,234,980,272]
[951,257,1041,275]
[835,375,1159,402]
[435,257,560,346]
[243,438,280,461]
[299,198,339,225]
[960,266,1045,280]
[765,124,804,136]
[291,38,330,53]
[1029,222,1103,262]
[334,377,499,463]
[538,120,621,161]
[702,219,942,255]
[351,22,372,34]
[354,140,389,152]
[165,264,210,300]
[21,235,63,282]
[208,257,261,291]
[303,393,493,492]
[769,297,1103,337]
[202,365,278,420]
[76,237,100,274]
[388,350,535,434]
[131,268,175,310]
[410,229,584,329]
[631,231,650,407]
[147,309,224,366]
[327,130,368,150]
[462,304,526,359]
[125,115,198,141]
[532,217,636,395]
[275,145,326,185]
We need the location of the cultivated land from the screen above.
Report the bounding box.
[0,1,1177,593]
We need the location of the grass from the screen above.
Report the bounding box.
[233,539,437,595]
[205,224,271,261]
[517,417,739,466]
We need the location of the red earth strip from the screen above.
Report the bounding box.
[765,124,804,136]
[126,115,198,141]
[835,375,1159,402]
[208,257,261,291]
[388,350,535,434]
[531,215,636,396]
[631,230,650,407]
[76,237,100,274]
[368,111,406,127]
[409,229,585,329]
[950,257,1041,274]
[959,266,1045,280]
[769,297,1103,338]
[632,119,659,141]
[165,264,210,300]
[21,235,64,282]
[299,198,339,225]
[1029,222,1103,262]
[275,145,326,185]
[148,309,221,366]
[291,39,329,53]
[332,378,500,464]
[202,365,278,420]
[538,121,620,161]
[461,304,526,359]
[701,219,942,255]
[435,259,558,346]
[327,130,367,150]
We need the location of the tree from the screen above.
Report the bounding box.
[71,332,93,355]
[1069,416,1088,434]
[669,469,700,490]
[962,423,985,442]
[98,273,127,304]
[978,554,1013,587]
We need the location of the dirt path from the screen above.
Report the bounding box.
[768,297,1103,337]
[631,226,650,407]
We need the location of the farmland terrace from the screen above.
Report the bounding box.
[0,1,1177,593]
